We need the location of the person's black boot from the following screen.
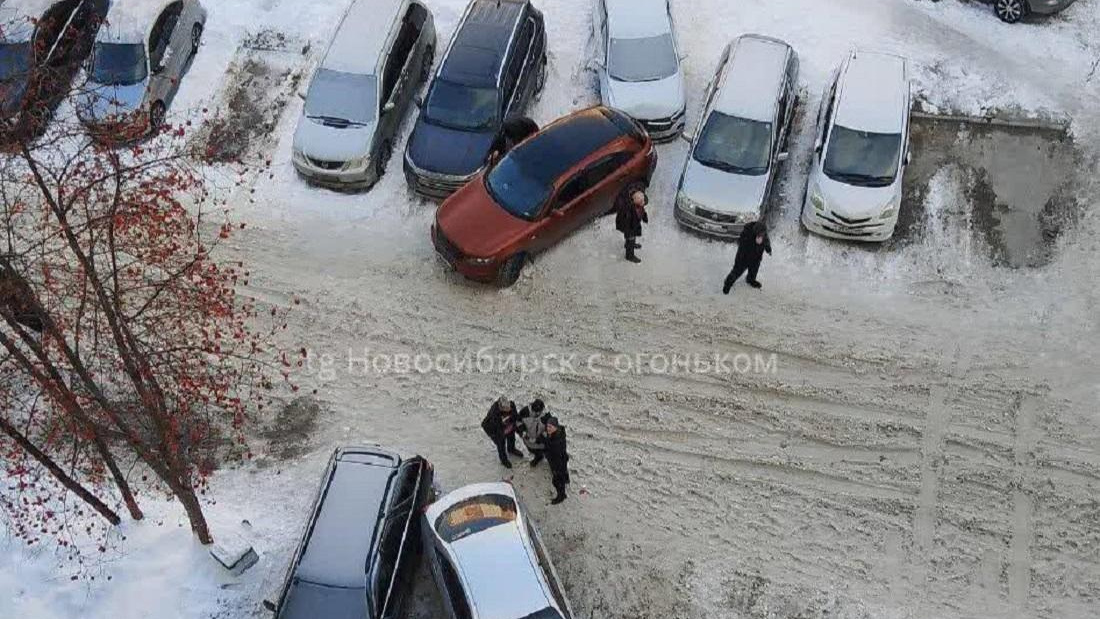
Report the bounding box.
[530,454,543,468]
[748,280,762,289]
[509,448,525,458]
[723,281,732,295]
[625,242,641,264]
[551,492,567,505]
[500,459,513,469]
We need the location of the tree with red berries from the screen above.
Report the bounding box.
[0,105,291,544]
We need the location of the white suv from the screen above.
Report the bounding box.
[593,0,686,141]
[802,50,911,243]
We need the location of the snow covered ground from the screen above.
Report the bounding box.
[4,0,1100,618]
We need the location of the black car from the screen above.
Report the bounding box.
[0,0,108,141]
[404,0,547,199]
[264,447,435,619]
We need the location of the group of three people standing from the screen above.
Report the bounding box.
[481,396,571,505]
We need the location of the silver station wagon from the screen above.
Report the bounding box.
[292,0,435,190]
[675,34,798,239]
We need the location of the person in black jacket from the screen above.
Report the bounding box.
[540,416,570,504]
[489,116,539,162]
[481,396,524,468]
[615,182,649,263]
[723,221,772,294]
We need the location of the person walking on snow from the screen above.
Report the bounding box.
[723,221,772,294]
[615,182,649,264]
[539,416,571,504]
[482,396,524,468]
[517,399,550,468]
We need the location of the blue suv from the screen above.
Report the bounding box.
[404,0,546,199]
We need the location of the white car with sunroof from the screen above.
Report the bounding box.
[802,50,912,243]
[423,483,574,619]
[592,0,686,141]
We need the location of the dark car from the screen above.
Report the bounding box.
[432,106,655,286]
[988,0,1076,23]
[0,0,108,141]
[404,0,547,199]
[264,446,435,619]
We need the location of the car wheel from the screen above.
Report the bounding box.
[994,0,1026,23]
[191,23,203,56]
[421,46,435,83]
[496,253,526,287]
[149,102,166,132]
[375,140,393,179]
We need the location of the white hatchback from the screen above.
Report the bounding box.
[802,50,911,243]
[593,0,686,141]
[423,482,574,619]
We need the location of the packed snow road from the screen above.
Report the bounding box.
[5,0,1100,618]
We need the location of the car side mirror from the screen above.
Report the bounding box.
[550,208,566,218]
[383,100,396,114]
[777,152,789,162]
[262,599,277,613]
[679,131,694,144]
[905,150,912,165]
[813,138,823,153]
[414,94,423,108]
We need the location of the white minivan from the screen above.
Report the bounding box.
[802,50,911,243]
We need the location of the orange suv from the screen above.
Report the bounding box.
[432,106,655,286]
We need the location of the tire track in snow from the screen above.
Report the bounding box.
[1009,396,1040,616]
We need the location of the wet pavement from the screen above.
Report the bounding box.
[900,117,1082,268]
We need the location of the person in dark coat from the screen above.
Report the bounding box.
[614,182,649,263]
[539,416,570,504]
[489,116,540,161]
[723,221,772,294]
[517,399,550,468]
[481,396,524,468]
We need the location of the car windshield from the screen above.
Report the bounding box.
[91,43,148,86]
[693,113,772,175]
[424,79,499,131]
[823,125,903,187]
[0,42,32,83]
[435,495,518,543]
[304,68,377,126]
[485,149,555,220]
[608,34,677,82]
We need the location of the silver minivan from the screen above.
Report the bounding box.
[675,35,798,239]
[801,50,911,243]
[292,0,435,190]
[77,0,207,137]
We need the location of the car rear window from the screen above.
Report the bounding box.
[435,495,517,543]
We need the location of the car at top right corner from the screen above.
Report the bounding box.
[987,0,1077,24]
[801,49,911,244]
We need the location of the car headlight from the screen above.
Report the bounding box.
[880,204,897,220]
[343,154,371,171]
[810,190,826,212]
[675,194,695,212]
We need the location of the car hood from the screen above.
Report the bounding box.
[293,115,374,162]
[680,159,768,216]
[436,178,532,258]
[607,72,685,120]
[408,119,496,177]
[811,167,901,220]
[450,523,552,619]
[77,81,147,121]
